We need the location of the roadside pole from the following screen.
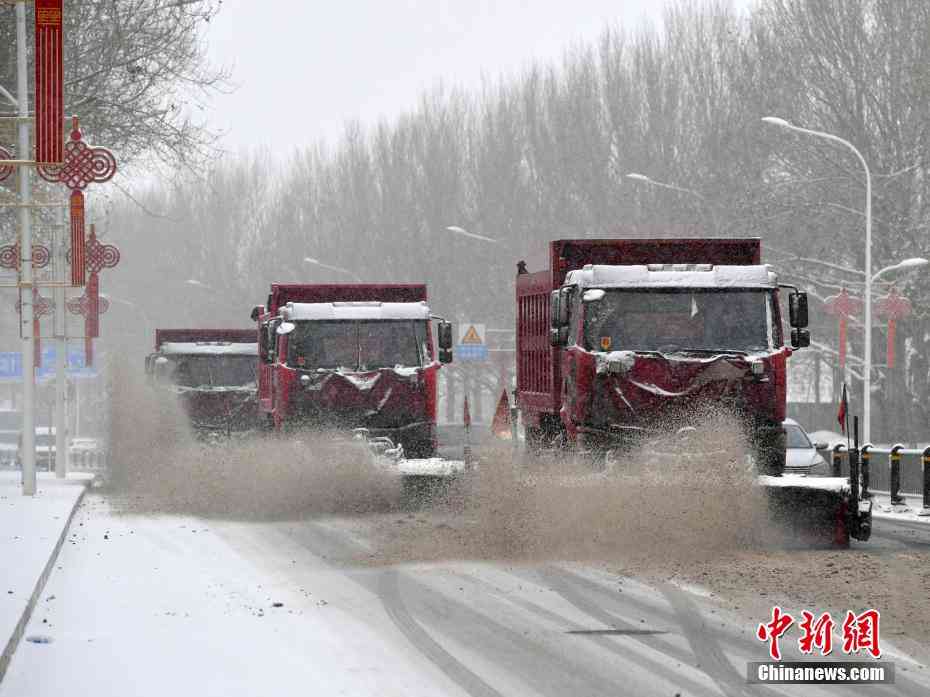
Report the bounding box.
[16,0,37,495]
[54,203,67,477]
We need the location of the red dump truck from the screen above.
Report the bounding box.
[145,329,259,435]
[515,238,871,545]
[251,284,452,457]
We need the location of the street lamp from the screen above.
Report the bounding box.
[873,258,928,281]
[444,226,500,244]
[303,257,362,282]
[100,293,155,327]
[763,116,876,441]
[624,173,719,232]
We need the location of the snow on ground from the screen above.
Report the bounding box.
[870,492,930,523]
[0,495,469,697]
[0,470,92,672]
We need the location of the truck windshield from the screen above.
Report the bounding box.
[168,355,257,388]
[288,320,429,370]
[584,289,774,353]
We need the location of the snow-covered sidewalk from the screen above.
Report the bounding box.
[0,470,93,679]
[869,490,930,523]
[0,496,472,697]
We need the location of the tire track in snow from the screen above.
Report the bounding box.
[658,582,781,697]
[377,569,505,697]
[451,567,722,697]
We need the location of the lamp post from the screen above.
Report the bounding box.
[625,173,720,232]
[444,226,501,244]
[872,258,928,282]
[763,116,876,443]
[303,257,362,282]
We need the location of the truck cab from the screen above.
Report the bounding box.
[146,329,259,434]
[516,239,810,474]
[254,285,452,457]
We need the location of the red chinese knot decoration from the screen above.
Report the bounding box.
[875,288,913,369]
[0,243,50,271]
[34,0,64,165]
[0,146,12,182]
[37,117,117,286]
[823,288,863,371]
[64,225,118,366]
[13,289,53,368]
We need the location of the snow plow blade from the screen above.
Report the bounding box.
[757,475,872,547]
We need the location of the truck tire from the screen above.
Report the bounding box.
[524,425,545,454]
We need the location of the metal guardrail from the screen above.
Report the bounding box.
[819,444,930,514]
[68,448,107,472]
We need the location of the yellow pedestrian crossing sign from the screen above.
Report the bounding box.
[457,323,487,361]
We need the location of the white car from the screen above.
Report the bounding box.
[784,418,829,475]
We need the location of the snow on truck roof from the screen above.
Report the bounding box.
[566,264,778,289]
[282,301,431,321]
[160,342,258,356]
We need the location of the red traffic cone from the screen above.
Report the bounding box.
[491,390,511,439]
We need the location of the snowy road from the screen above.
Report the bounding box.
[2,493,929,697]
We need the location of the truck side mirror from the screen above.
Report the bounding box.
[550,290,561,330]
[153,356,171,383]
[437,321,453,364]
[558,288,571,327]
[791,328,810,349]
[789,292,809,328]
[144,355,154,385]
[251,305,265,322]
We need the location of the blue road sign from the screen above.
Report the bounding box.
[0,348,96,381]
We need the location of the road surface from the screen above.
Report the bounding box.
[2,491,929,697]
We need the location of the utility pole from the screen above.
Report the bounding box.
[16,0,37,495]
[54,202,67,477]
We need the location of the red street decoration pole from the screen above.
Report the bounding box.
[65,225,119,366]
[34,0,64,165]
[875,287,913,370]
[823,288,863,371]
[37,117,117,286]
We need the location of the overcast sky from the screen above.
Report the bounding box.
[204,1,752,158]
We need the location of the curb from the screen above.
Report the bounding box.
[0,479,91,683]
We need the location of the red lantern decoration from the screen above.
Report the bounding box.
[823,288,863,371]
[875,287,913,370]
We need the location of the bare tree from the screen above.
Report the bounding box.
[0,0,229,170]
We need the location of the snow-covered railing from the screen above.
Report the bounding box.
[820,443,930,515]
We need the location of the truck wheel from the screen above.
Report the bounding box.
[525,425,545,454]
[578,432,609,470]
